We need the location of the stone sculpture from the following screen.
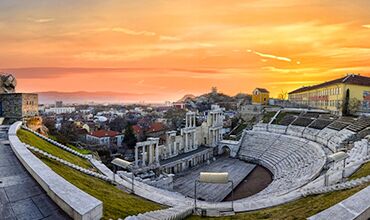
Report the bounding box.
[0,73,17,93]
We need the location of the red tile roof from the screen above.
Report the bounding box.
[132,125,143,134]
[90,130,120,138]
[147,122,167,133]
[289,74,370,94]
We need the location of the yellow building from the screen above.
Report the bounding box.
[252,88,270,105]
[288,74,370,114]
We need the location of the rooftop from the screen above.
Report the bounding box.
[289,74,370,94]
[90,130,120,138]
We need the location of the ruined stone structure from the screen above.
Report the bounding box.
[134,105,224,174]
[0,93,39,123]
[0,73,17,93]
[134,137,160,168]
[0,73,39,124]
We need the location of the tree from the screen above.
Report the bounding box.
[124,125,137,149]
[164,108,187,130]
[348,98,361,115]
[278,90,288,100]
[342,89,350,116]
[108,117,127,132]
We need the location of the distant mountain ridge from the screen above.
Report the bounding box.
[37,91,153,104]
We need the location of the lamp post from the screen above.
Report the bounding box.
[111,158,135,193]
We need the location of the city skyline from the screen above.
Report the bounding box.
[1,0,370,102]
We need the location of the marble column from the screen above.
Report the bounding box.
[194,131,197,149]
[185,133,188,152]
[149,143,153,164]
[135,146,138,167]
[155,142,159,163]
[142,146,147,166]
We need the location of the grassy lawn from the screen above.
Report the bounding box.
[349,161,370,180]
[262,111,276,123]
[48,134,92,155]
[187,184,368,220]
[66,143,92,155]
[36,153,163,219]
[17,129,93,169]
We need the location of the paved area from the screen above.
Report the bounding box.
[0,129,70,220]
[173,157,256,202]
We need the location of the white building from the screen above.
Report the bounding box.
[45,107,76,114]
[86,130,124,147]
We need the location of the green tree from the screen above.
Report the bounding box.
[348,98,361,115]
[342,89,350,116]
[124,125,137,149]
[109,117,127,132]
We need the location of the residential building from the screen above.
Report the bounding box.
[288,74,370,114]
[252,88,270,105]
[45,107,76,114]
[86,130,124,147]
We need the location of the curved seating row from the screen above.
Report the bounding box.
[238,130,326,197]
[253,123,355,152]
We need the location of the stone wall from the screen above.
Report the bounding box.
[0,93,38,123]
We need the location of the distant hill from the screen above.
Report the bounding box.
[37,91,153,104]
[177,94,196,102]
[183,92,251,111]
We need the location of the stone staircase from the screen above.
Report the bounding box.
[125,205,193,220]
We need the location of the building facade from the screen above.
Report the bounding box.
[288,74,370,114]
[0,93,38,123]
[45,107,76,114]
[252,88,270,105]
[86,130,124,147]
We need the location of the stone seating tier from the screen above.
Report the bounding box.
[238,131,326,197]
[291,117,314,127]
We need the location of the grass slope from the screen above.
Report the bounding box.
[349,161,370,180]
[48,134,92,155]
[18,130,163,219]
[17,129,93,169]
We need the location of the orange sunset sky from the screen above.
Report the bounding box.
[1,0,370,102]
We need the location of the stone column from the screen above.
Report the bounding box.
[185,133,188,152]
[135,145,138,167]
[193,115,196,127]
[168,139,172,156]
[155,142,159,163]
[149,143,153,164]
[142,146,147,166]
[194,131,197,149]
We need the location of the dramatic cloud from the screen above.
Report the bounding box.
[248,50,292,62]
[28,17,54,23]
[110,27,156,36]
[1,0,370,101]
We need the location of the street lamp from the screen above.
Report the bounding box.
[111,158,135,193]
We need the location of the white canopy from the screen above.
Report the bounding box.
[199,172,229,184]
[327,151,349,163]
[112,158,132,169]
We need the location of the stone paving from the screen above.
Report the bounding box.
[0,128,70,220]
